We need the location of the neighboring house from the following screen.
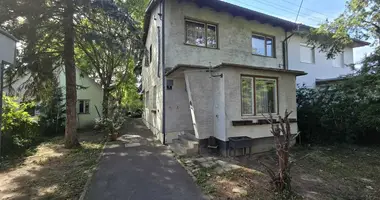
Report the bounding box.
[141,0,366,155]
[0,28,17,67]
[5,67,103,129]
[287,33,368,87]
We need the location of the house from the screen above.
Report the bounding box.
[0,28,17,68]
[5,66,103,129]
[141,0,365,155]
[287,30,368,87]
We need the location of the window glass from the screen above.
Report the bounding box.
[255,79,276,114]
[207,25,217,48]
[266,38,273,57]
[186,21,206,47]
[153,86,157,109]
[300,44,315,63]
[79,101,84,113]
[241,77,253,115]
[332,53,344,67]
[252,35,266,56]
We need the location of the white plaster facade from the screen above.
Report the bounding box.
[287,35,358,87]
[6,67,103,129]
[0,28,17,65]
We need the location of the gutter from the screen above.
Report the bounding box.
[161,0,166,145]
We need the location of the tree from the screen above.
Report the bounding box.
[1,0,145,148]
[75,0,147,119]
[259,110,298,196]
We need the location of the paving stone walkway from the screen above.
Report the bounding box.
[182,156,243,174]
[84,119,206,200]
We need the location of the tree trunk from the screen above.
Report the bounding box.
[102,88,109,119]
[63,0,80,148]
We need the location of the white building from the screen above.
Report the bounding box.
[141,0,368,155]
[287,35,368,87]
[0,28,17,66]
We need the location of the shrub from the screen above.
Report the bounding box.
[297,81,380,145]
[1,95,39,157]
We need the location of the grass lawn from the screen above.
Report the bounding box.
[0,132,105,200]
[190,145,380,200]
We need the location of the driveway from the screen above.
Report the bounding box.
[84,119,206,200]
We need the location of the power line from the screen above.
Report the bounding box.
[295,0,304,23]
[280,0,333,19]
[232,0,328,24]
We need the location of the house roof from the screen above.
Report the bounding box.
[143,0,369,47]
[165,63,307,77]
[315,77,348,85]
[0,28,18,42]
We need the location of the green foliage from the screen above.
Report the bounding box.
[1,95,39,157]
[38,79,66,136]
[297,80,380,144]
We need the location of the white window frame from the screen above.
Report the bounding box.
[78,99,90,114]
[241,76,278,116]
[300,43,315,64]
[332,53,344,68]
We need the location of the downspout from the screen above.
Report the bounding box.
[282,30,295,70]
[161,0,166,145]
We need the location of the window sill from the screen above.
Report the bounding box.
[232,118,297,126]
[300,61,315,64]
[252,54,276,59]
[184,43,219,50]
[78,113,90,115]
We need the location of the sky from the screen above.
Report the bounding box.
[224,0,374,64]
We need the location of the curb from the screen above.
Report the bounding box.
[78,139,108,200]
[175,156,198,182]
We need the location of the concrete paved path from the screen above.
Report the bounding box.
[85,119,206,200]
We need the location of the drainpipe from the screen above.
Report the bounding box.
[160,0,166,145]
[282,31,295,70]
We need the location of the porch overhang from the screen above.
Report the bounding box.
[165,63,307,77]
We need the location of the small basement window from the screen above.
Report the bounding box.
[78,100,90,114]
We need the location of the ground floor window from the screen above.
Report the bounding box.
[241,76,278,115]
[78,100,90,114]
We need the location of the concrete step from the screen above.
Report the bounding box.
[169,139,198,156]
[179,134,199,149]
[179,131,197,141]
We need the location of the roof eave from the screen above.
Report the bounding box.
[0,28,18,42]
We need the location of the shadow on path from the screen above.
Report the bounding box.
[85,119,206,200]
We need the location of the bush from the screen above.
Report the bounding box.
[38,85,65,136]
[297,82,380,145]
[1,95,40,157]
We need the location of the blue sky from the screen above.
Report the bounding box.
[224,0,374,64]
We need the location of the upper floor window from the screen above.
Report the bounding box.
[332,53,344,68]
[300,43,315,64]
[185,19,218,49]
[149,44,153,63]
[252,34,274,57]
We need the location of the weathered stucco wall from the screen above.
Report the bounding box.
[184,70,214,140]
[164,0,286,69]
[165,76,193,133]
[222,67,298,139]
[142,3,164,141]
[288,35,354,87]
[0,32,16,64]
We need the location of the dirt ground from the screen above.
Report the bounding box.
[192,145,380,200]
[0,132,105,200]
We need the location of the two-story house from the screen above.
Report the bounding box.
[141,0,367,155]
